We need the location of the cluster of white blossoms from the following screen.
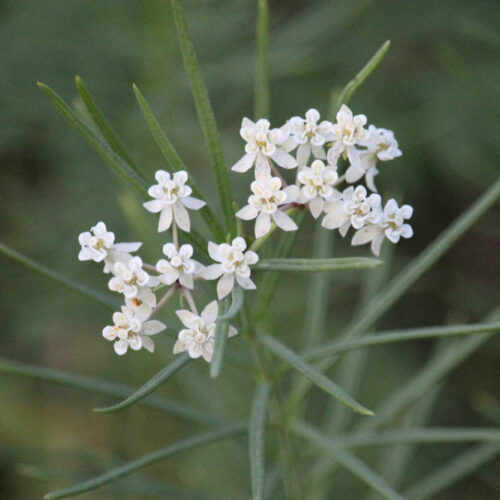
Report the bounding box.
[232,104,411,255]
[78,105,412,361]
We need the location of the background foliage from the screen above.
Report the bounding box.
[0,0,499,498]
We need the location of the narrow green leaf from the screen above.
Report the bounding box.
[210,298,230,378]
[259,335,373,416]
[404,443,500,500]
[133,84,225,241]
[37,82,148,197]
[75,76,144,178]
[94,353,191,413]
[336,40,391,108]
[294,422,404,500]
[253,257,381,272]
[249,383,271,500]
[221,284,245,320]
[254,0,270,119]
[170,0,236,237]
[0,357,221,426]
[341,428,500,448]
[306,322,500,361]
[43,423,246,499]
[0,243,118,310]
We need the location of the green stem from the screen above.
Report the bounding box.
[254,0,270,119]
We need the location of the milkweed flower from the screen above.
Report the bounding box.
[346,125,402,192]
[352,199,413,256]
[231,118,298,177]
[322,185,381,236]
[297,160,339,218]
[156,243,202,289]
[108,256,159,307]
[102,304,166,355]
[288,109,334,165]
[236,170,299,238]
[173,301,238,362]
[202,237,259,299]
[327,104,370,167]
[143,170,205,233]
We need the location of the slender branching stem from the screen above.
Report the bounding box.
[182,287,198,315]
[151,286,177,317]
[173,221,179,250]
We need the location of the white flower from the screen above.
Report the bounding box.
[327,104,369,168]
[201,237,259,299]
[322,185,381,236]
[102,304,166,355]
[297,160,339,218]
[108,256,159,307]
[156,243,202,290]
[236,170,299,238]
[352,199,413,256]
[288,109,334,165]
[143,170,206,233]
[346,125,402,192]
[173,301,238,362]
[231,118,298,177]
[78,222,142,270]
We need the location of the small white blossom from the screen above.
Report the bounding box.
[108,256,159,307]
[327,104,369,168]
[236,170,299,238]
[78,222,142,272]
[143,170,206,233]
[201,237,259,299]
[173,301,238,362]
[322,185,381,236]
[231,118,298,177]
[297,160,339,218]
[352,199,413,256]
[288,109,334,165]
[102,304,166,355]
[346,125,402,192]
[156,243,202,290]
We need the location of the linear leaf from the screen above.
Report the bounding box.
[249,383,271,500]
[306,322,500,361]
[133,84,225,241]
[170,0,236,236]
[259,335,373,416]
[254,0,270,119]
[0,357,220,426]
[75,76,144,178]
[94,353,191,413]
[254,257,381,272]
[44,424,246,499]
[404,443,500,500]
[0,243,118,310]
[336,40,391,108]
[38,82,148,197]
[294,422,404,500]
[210,297,230,378]
[221,284,245,320]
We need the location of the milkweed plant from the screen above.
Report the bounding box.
[1,1,500,499]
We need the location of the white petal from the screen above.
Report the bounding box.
[114,242,142,253]
[345,164,365,184]
[280,137,297,153]
[311,144,326,160]
[208,242,222,262]
[371,233,385,256]
[297,143,311,166]
[135,303,153,322]
[176,309,197,328]
[173,338,186,354]
[201,264,224,280]
[236,275,256,290]
[188,343,204,359]
[272,210,298,231]
[217,273,235,300]
[143,199,164,214]
[351,225,380,246]
[321,203,346,229]
[255,212,272,238]
[141,335,155,353]
[236,204,259,221]
[129,334,143,351]
[179,273,194,289]
[142,320,166,336]
[161,269,180,285]
[158,207,173,232]
[272,150,298,169]
[339,220,351,238]
[283,185,299,203]
[102,326,117,340]
[173,203,190,232]
[309,197,324,219]
[228,325,238,338]
[232,153,256,173]
[182,196,206,210]
[114,340,128,355]
[255,154,271,178]
[137,287,156,308]
[201,300,218,325]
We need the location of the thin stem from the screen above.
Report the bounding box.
[254,0,270,119]
[173,221,179,250]
[182,287,198,315]
[151,286,178,317]
[271,162,287,186]
[142,262,158,273]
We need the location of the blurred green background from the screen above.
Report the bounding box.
[1,0,499,498]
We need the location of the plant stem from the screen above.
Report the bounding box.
[151,286,177,317]
[254,0,270,119]
[182,287,198,315]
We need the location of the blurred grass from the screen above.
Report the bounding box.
[0,0,499,498]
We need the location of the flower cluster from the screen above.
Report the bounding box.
[78,105,412,362]
[232,105,411,255]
